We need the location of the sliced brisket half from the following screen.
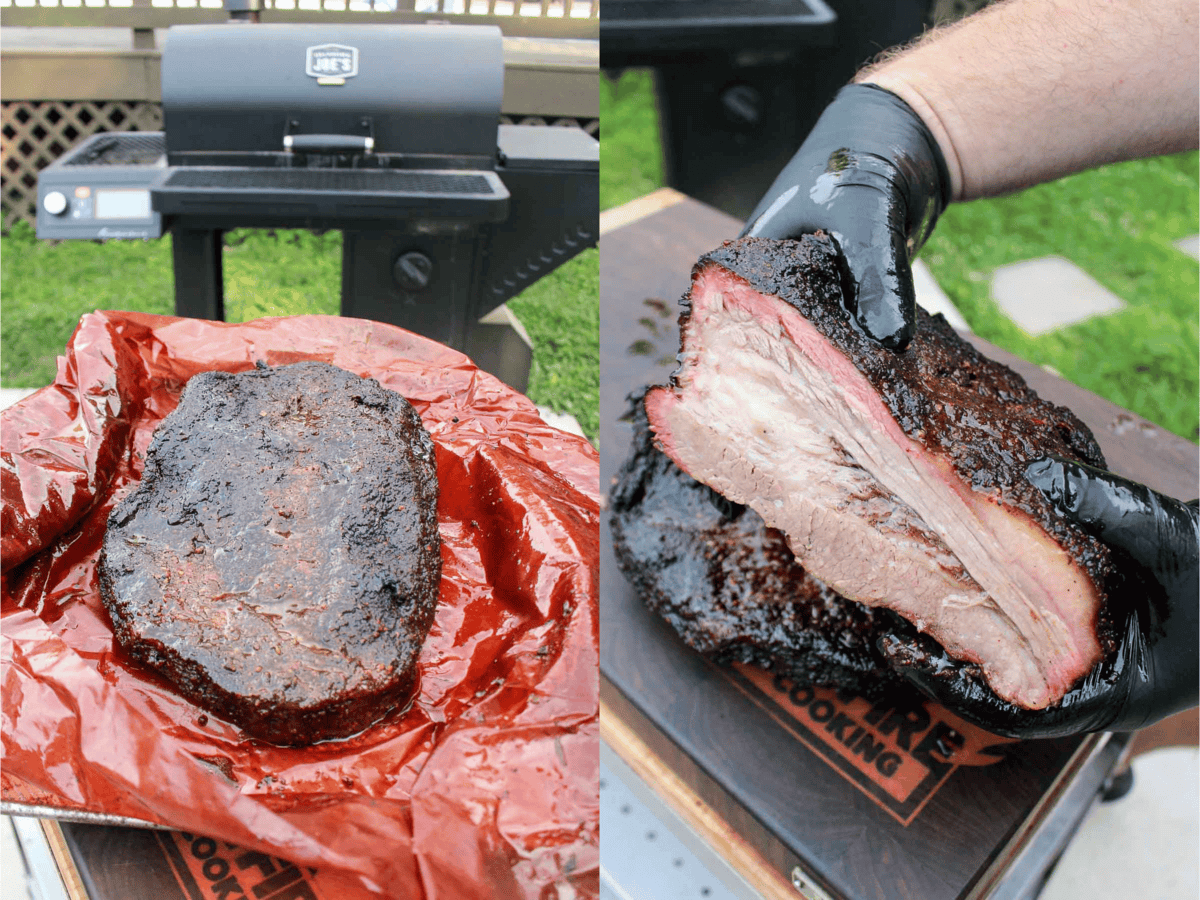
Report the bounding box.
[611,394,910,696]
[645,236,1115,711]
[99,361,441,745]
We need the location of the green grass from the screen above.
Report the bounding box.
[223,229,342,320]
[1,224,598,443]
[920,153,1199,443]
[509,248,599,442]
[600,69,1199,443]
[600,70,663,211]
[1,222,176,383]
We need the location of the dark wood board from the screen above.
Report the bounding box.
[55,822,351,900]
[58,825,192,900]
[598,195,1199,900]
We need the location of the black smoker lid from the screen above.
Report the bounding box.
[600,0,836,58]
[161,23,504,159]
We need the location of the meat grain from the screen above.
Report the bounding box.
[645,236,1115,710]
[611,394,911,696]
[99,361,441,745]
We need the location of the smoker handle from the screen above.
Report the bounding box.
[283,134,375,153]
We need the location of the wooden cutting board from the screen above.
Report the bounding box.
[599,189,1197,900]
[39,819,356,900]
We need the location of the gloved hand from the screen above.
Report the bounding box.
[879,457,1199,739]
[741,84,951,351]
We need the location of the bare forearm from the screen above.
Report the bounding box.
[858,0,1199,201]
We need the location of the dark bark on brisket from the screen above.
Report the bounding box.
[99,361,440,745]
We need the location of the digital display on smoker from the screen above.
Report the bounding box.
[95,189,151,220]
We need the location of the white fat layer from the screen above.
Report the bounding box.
[659,274,1101,709]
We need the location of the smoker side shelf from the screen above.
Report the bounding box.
[152,167,511,223]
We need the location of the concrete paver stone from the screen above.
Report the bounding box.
[991,255,1126,335]
[1174,234,1200,261]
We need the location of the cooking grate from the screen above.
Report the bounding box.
[161,168,497,194]
[63,133,165,167]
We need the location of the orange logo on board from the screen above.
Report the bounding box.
[157,832,331,900]
[728,664,1017,825]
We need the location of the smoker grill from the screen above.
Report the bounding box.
[36,23,599,391]
[600,0,836,62]
[599,0,935,220]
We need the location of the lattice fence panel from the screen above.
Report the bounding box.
[502,114,599,138]
[1,100,164,231]
[0,0,599,21]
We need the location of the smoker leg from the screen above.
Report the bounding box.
[171,228,224,320]
[465,305,533,394]
[340,229,475,349]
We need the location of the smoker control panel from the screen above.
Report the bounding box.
[36,132,166,241]
[37,180,163,240]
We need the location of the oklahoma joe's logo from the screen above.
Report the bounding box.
[305,44,358,82]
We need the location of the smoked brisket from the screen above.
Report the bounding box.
[611,396,911,696]
[645,236,1116,710]
[99,361,441,745]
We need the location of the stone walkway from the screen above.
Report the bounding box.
[991,256,1127,335]
[985,234,1199,335]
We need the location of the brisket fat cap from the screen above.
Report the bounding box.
[99,361,441,745]
[645,236,1115,711]
[610,393,912,697]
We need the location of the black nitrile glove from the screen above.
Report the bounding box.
[741,84,951,351]
[879,457,1199,739]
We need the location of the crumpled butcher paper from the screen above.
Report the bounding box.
[1,311,599,899]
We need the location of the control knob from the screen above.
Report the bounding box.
[43,191,68,216]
